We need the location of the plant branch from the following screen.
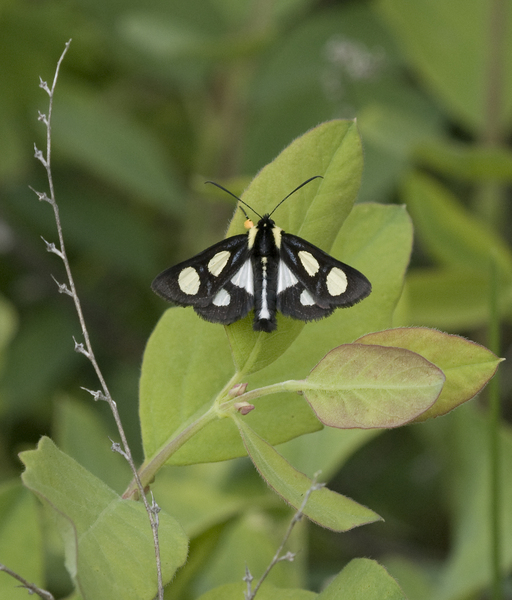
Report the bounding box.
[32,40,164,600]
[244,473,325,600]
[0,563,55,600]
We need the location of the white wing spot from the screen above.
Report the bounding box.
[327,267,348,296]
[277,260,298,292]
[213,288,230,306]
[231,260,254,295]
[178,266,200,295]
[300,289,315,306]
[299,251,320,276]
[208,250,230,276]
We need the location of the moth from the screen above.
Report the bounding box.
[152,177,371,332]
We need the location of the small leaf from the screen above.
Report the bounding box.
[20,437,188,600]
[236,419,381,532]
[318,558,407,599]
[301,344,444,428]
[356,327,503,420]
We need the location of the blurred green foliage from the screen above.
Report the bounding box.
[0,0,511,599]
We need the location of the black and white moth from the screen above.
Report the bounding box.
[152,177,371,333]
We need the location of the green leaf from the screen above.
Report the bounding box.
[20,437,188,600]
[52,88,183,213]
[398,268,501,330]
[356,327,503,421]
[416,139,512,182]
[403,171,512,283]
[236,419,382,531]
[318,558,407,599]
[302,343,444,428]
[54,396,131,495]
[225,119,363,376]
[196,581,317,600]
[0,307,79,415]
[139,308,233,461]
[378,0,512,134]
[424,405,512,600]
[0,483,43,600]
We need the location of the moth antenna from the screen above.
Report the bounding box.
[268,175,323,217]
[204,181,262,219]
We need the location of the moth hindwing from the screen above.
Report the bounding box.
[152,179,371,333]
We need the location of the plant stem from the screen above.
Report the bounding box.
[123,405,219,498]
[488,256,502,600]
[34,40,164,599]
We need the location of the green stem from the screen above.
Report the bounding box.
[123,374,301,499]
[488,255,502,600]
[226,380,301,406]
[123,405,218,499]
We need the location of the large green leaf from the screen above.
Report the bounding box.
[357,327,503,421]
[378,0,512,134]
[20,437,188,600]
[236,419,381,532]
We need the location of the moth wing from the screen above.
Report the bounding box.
[276,233,371,321]
[152,235,250,308]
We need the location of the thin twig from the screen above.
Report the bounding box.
[0,563,55,600]
[245,473,325,600]
[32,40,164,600]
